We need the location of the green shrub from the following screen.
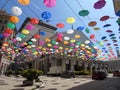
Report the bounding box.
[75,70,91,75]
[21,69,43,80]
[14,70,22,76]
[5,70,13,76]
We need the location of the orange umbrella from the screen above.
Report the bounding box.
[18,0,30,5]
[88,21,97,27]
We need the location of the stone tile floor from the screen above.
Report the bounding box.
[0,75,94,90]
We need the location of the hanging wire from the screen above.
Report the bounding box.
[31,2,43,11]
[64,0,88,28]
[15,0,41,19]
[75,0,103,42]
[76,0,91,21]
[1,0,9,9]
[26,5,41,19]
[64,0,106,58]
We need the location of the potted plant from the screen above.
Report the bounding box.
[5,70,13,77]
[21,69,43,86]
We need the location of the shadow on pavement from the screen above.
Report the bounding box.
[11,88,24,90]
[67,77,120,90]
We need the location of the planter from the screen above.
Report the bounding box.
[23,80,34,86]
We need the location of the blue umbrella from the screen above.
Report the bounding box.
[103,24,111,27]
[76,26,84,31]
[109,34,115,37]
[39,31,46,36]
[41,11,51,20]
[0,34,3,39]
[101,36,107,40]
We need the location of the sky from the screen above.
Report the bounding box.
[0,0,120,60]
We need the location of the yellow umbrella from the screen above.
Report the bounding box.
[66,17,75,24]
[21,29,29,34]
[47,43,52,47]
[70,39,76,43]
[75,34,81,38]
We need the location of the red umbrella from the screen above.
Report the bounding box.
[94,0,106,9]
[44,0,56,8]
[100,16,110,21]
[56,23,64,28]
[90,34,95,39]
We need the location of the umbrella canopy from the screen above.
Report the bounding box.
[41,11,51,20]
[18,0,30,5]
[78,10,89,16]
[88,21,97,27]
[100,16,110,21]
[103,24,111,27]
[43,0,56,8]
[94,0,106,9]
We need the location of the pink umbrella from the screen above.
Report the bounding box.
[44,0,56,8]
[94,0,106,9]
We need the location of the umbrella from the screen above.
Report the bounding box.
[7,22,15,29]
[114,44,118,46]
[90,34,95,39]
[94,0,106,9]
[106,43,111,46]
[104,39,108,42]
[18,0,30,5]
[0,34,3,39]
[9,16,19,23]
[116,18,120,25]
[66,17,75,24]
[64,36,70,40]
[76,26,84,31]
[75,34,81,39]
[101,36,107,40]
[93,27,100,30]
[11,6,22,16]
[109,34,115,37]
[85,28,90,33]
[112,40,117,43]
[39,31,46,36]
[110,37,116,39]
[103,24,111,27]
[56,23,64,28]
[66,29,74,34]
[106,30,113,33]
[78,10,89,16]
[41,11,51,20]
[88,21,97,27]
[100,16,110,21]
[43,0,56,8]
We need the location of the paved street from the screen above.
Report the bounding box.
[0,74,120,90]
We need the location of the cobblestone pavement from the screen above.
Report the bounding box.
[0,74,119,90]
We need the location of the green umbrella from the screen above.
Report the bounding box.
[51,40,56,45]
[28,41,33,45]
[19,33,26,38]
[85,28,90,33]
[7,22,15,29]
[76,41,81,45]
[78,10,89,16]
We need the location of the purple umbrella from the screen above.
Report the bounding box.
[106,30,113,33]
[44,0,56,8]
[94,0,106,9]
